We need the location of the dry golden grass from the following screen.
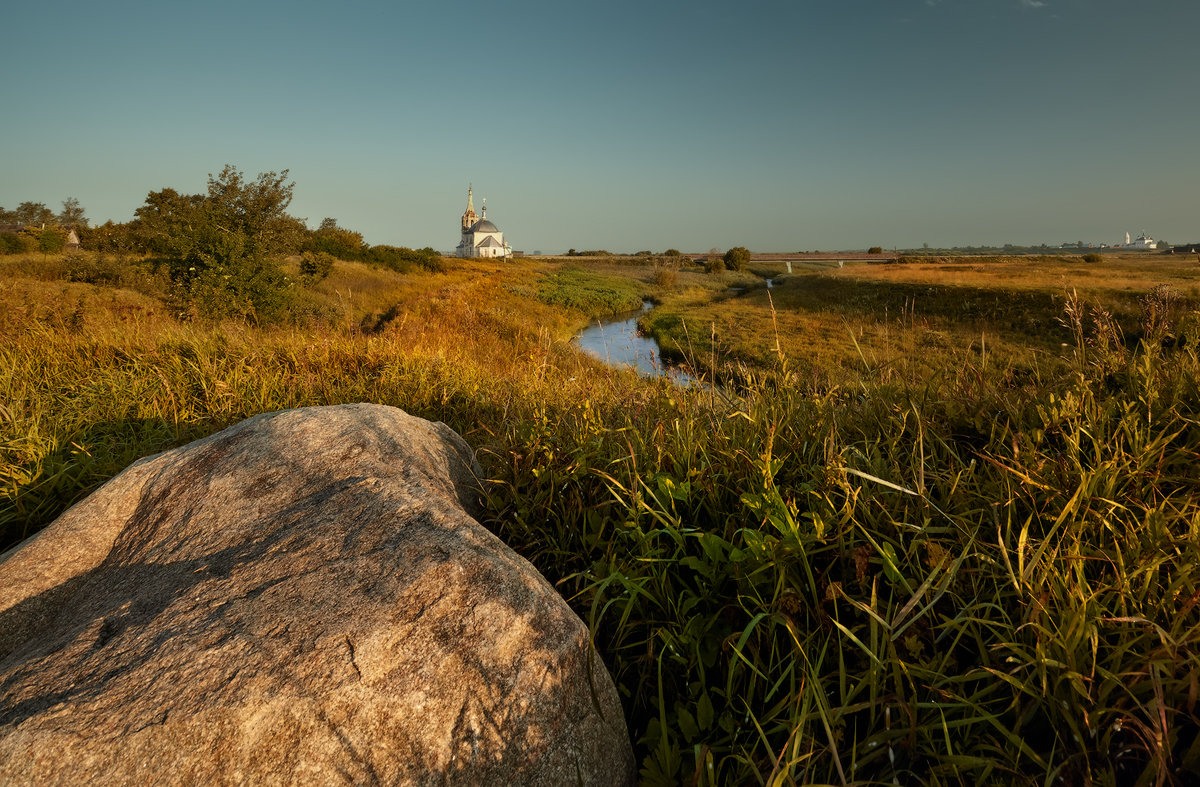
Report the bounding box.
[830,253,1200,296]
[5,250,1200,784]
[640,253,1200,390]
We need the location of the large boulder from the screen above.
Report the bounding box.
[0,404,634,785]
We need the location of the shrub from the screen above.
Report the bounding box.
[305,225,366,260]
[133,166,306,324]
[82,221,138,255]
[365,245,444,274]
[0,232,21,255]
[722,246,750,271]
[38,229,66,256]
[414,247,446,273]
[64,252,127,286]
[1082,253,1102,263]
[299,251,335,283]
[868,246,883,254]
[179,259,296,324]
[652,265,679,287]
[706,257,726,274]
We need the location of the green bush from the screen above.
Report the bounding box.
[180,257,296,324]
[299,251,335,283]
[82,221,138,254]
[305,224,366,260]
[722,246,750,271]
[38,229,66,256]
[364,245,444,274]
[132,166,305,324]
[0,232,21,255]
[1082,253,1102,263]
[64,252,127,286]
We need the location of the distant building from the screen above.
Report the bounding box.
[455,186,512,258]
[1127,231,1157,250]
[1114,231,1158,250]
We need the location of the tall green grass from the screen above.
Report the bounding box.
[524,264,648,315]
[2,256,1199,783]
[484,303,1200,784]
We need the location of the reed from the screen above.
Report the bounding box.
[2,252,1198,784]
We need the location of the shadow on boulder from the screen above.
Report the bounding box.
[0,403,634,785]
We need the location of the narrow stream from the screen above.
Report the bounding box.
[572,301,697,385]
[573,276,777,384]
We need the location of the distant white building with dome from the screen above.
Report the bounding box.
[1124,231,1158,250]
[455,186,512,258]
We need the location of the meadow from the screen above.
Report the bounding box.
[2,250,1199,785]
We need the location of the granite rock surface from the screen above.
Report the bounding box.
[0,404,634,785]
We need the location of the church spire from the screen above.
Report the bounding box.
[461,184,478,231]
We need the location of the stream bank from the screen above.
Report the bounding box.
[572,301,697,385]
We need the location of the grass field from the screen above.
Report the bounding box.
[644,255,1200,385]
[3,250,1199,784]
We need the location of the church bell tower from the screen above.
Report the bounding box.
[461,185,478,231]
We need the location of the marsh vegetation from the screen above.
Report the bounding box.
[3,247,1199,784]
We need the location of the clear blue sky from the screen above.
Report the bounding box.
[2,0,1197,252]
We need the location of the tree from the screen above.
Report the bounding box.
[132,188,206,256]
[868,246,883,254]
[203,165,305,259]
[134,166,306,323]
[723,246,750,271]
[307,220,366,260]
[14,202,54,226]
[58,197,88,228]
[84,221,138,255]
[38,228,66,256]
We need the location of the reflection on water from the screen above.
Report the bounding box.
[573,301,697,384]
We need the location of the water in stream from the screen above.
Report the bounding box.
[575,276,778,384]
[573,301,697,384]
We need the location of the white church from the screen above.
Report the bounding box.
[455,186,512,258]
[1123,231,1158,250]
